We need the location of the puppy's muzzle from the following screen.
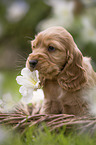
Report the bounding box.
[29,60,38,68]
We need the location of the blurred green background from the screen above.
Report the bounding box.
[0,0,96,103]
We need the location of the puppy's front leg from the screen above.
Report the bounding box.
[40,99,61,114]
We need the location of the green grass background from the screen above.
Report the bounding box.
[1,70,22,102]
[1,126,96,145]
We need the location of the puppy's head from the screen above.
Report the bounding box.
[26,26,87,91]
[26,27,68,79]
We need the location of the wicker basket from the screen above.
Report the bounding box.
[0,103,96,135]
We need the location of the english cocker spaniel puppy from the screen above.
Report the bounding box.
[26,26,96,116]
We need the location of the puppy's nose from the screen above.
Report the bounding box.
[29,60,38,68]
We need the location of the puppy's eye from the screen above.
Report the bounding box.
[48,46,55,52]
[33,46,35,48]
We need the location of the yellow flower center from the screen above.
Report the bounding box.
[30,78,37,86]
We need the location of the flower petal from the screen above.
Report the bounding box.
[19,86,27,96]
[16,76,35,87]
[2,93,13,103]
[32,89,44,104]
[21,94,33,104]
[21,68,31,78]
[34,81,40,89]
[21,68,39,82]
[30,70,39,82]
[19,86,33,96]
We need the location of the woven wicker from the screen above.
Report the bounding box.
[0,103,96,135]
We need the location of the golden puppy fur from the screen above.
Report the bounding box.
[26,26,96,116]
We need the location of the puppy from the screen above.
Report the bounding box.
[26,26,96,116]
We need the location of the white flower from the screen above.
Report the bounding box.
[80,17,96,43]
[6,1,29,22]
[0,93,15,112]
[16,68,40,88]
[37,0,75,31]
[32,89,44,104]
[16,68,41,104]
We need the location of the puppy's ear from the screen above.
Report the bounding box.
[57,47,87,91]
